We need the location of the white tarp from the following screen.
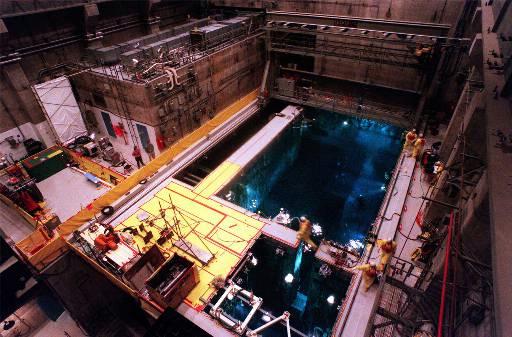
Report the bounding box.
[33,76,87,144]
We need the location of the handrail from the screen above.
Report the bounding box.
[437,210,454,337]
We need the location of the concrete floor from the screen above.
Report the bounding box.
[0,199,35,243]
[1,298,87,337]
[36,168,110,223]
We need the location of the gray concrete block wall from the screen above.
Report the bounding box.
[210,0,465,26]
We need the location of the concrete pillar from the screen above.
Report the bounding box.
[0,19,8,53]
[83,4,103,48]
[144,0,161,34]
[2,60,45,125]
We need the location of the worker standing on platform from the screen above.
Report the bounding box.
[353,262,378,291]
[403,129,418,155]
[132,146,144,168]
[412,133,426,159]
[297,216,318,251]
[377,238,397,270]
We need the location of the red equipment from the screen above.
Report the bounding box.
[94,225,120,252]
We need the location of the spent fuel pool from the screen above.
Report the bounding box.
[219,108,403,245]
[211,108,403,336]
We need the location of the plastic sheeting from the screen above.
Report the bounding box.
[57,89,259,237]
[33,76,87,144]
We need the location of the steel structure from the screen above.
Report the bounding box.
[364,77,491,337]
[271,91,413,128]
[266,11,452,37]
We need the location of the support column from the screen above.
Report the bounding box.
[144,0,161,34]
[0,19,8,54]
[2,59,45,125]
[83,4,103,49]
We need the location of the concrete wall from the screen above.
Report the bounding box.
[72,33,264,149]
[211,0,465,25]
[88,105,160,164]
[0,0,201,142]
[314,54,422,92]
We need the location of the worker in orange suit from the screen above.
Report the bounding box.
[353,262,378,291]
[412,134,426,158]
[377,238,397,270]
[297,216,318,251]
[403,129,418,155]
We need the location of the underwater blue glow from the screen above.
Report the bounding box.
[219,109,403,244]
[293,244,303,274]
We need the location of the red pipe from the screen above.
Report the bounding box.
[437,210,454,337]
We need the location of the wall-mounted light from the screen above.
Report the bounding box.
[327,295,335,304]
[284,273,294,283]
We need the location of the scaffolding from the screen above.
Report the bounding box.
[364,76,492,337]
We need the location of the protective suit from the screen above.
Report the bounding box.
[297,217,318,251]
[412,135,426,158]
[403,129,418,154]
[354,263,378,291]
[377,238,397,270]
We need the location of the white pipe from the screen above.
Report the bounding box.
[164,70,175,90]
[142,61,172,74]
[247,312,291,337]
[238,301,261,335]
[218,312,238,329]
[210,283,237,314]
[169,67,180,85]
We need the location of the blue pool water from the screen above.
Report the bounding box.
[219,108,403,245]
[208,237,348,337]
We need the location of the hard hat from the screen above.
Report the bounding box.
[419,133,424,138]
[369,261,377,267]
[300,216,307,222]
[387,237,394,243]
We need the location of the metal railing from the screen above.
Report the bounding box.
[271,86,414,127]
[368,256,435,337]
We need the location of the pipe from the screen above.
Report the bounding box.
[437,210,454,337]
[168,67,180,85]
[164,70,174,90]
